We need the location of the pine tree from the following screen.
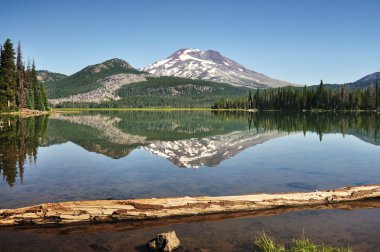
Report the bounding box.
[376,81,379,110]
[25,60,35,109]
[40,82,48,110]
[317,79,324,108]
[254,89,260,109]
[0,44,4,109]
[248,90,253,109]
[0,39,17,110]
[31,60,44,111]
[16,42,27,109]
[302,85,308,109]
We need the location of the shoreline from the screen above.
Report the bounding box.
[0,109,79,117]
[48,107,380,113]
[51,107,248,112]
[1,184,379,227]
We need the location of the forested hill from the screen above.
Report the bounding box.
[348,72,380,89]
[50,75,249,108]
[44,58,142,99]
[42,58,250,108]
[112,76,249,108]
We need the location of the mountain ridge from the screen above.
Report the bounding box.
[36,70,67,85]
[38,53,378,108]
[44,58,142,99]
[142,48,300,88]
[349,72,380,89]
[317,71,380,89]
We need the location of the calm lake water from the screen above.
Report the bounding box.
[0,110,380,251]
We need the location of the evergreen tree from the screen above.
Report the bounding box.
[0,39,47,111]
[376,81,379,110]
[302,85,308,109]
[0,44,4,109]
[31,60,45,111]
[25,60,35,109]
[213,83,380,111]
[0,39,16,110]
[316,79,324,108]
[16,42,27,109]
[254,88,260,109]
[40,82,49,110]
[248,90,253,109]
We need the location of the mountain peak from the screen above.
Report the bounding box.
[81,58,134,74]
[36,70,67,84]
[354,72,380,83]
[142,48,298,88]
[101,58,133,69]
[347,71,380,89]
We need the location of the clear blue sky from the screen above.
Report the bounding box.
[1,0,379,85]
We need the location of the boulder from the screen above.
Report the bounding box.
[147,231,180,252]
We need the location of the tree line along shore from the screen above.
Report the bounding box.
[212,80,380,111]
[0,38,48,112]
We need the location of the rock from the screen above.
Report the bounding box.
[88,242,111,251]
[147,231,180,252]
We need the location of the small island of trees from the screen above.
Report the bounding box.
[0,38,48,112]
[212,80,380,111]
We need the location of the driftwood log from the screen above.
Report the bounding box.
[1,184,379,227]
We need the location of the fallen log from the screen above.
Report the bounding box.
[1,184,379,227]
[7,198,379,235]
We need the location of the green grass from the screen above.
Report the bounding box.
[255,232,352,252]
[255,232,286,252]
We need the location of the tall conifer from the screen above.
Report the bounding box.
[16,42,27,109]
[376,81,379,110]
[26,60,35,109]
[31,60,44,111]
[0,39,16,110]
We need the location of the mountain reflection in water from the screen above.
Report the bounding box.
[0,111,379,187]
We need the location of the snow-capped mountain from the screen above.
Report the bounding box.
[144,130,287,168]
[142,48,299,88]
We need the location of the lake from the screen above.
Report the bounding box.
[0,110,380,251]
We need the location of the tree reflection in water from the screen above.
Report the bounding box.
[0,116,48,186]
[0,111,379,187]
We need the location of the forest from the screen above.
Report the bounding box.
[212,80,380,111]
[0,39,48,111]
[53,76,249,108]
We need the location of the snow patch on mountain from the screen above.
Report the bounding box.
[142,48,299,88]
[144,130,287,168]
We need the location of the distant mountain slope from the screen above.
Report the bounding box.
[36,70,67,85]
[317,72,380,90]
[52,75,249,108]
[45,58,142,99]
[49,73,148,105]
[113,76,249,108]
[348,72,380,89]
[142,48,299,88]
